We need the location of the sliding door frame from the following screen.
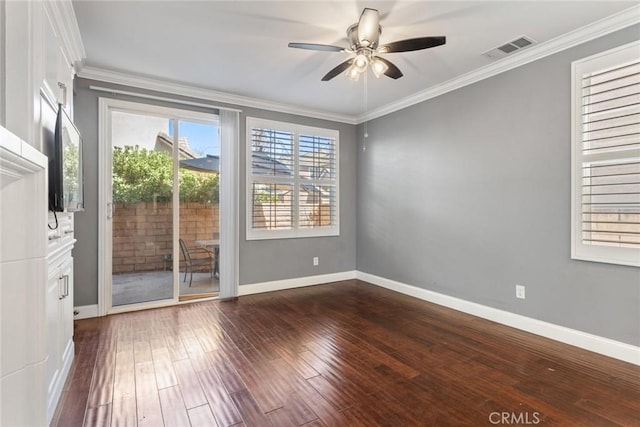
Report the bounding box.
[98,97,237,315]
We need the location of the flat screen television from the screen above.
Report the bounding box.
[46,103,84,212]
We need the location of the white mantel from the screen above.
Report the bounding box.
[0,126,47,188]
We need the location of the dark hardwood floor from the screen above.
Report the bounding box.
[52,280,640,426]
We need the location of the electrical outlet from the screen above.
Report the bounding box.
[516,285,526,299]
[313,256,319,266]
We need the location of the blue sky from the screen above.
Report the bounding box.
[169,120,219,156]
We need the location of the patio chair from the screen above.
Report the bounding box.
[179,238,214,286]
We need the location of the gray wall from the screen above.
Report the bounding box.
[357,25,640,346]
[73,78,357,306]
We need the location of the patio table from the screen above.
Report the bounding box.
[195,239,220,278]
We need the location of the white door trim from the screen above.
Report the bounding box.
[97,97,110,316]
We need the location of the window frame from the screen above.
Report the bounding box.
[245,117,340,240]
[571,41,640,267]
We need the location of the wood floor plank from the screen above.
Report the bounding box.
[165,333,189,361]
[261,337,319,380]
[53,387,92,427]
[134,339,153,364]
[158,386,191,427]
[305,374,352,411]
[269,358,347,427]
[229,389,272,427]
[196,368,243,427]
[51,321,103,426]
[135,361,164,426]
[225,347,283,413]
[112,350,136,402]
[266,407,297,427]
[182,334,206,359]
[205,351,246,394]
[188,404,219,427]
[83,403,112,427]
[53,280,640,427]
[194,326,223,353]
[173,358,209,409]
[153,347,179,390]
[110,397,137,427]
[87,329,117,409]
[279,392,319,426]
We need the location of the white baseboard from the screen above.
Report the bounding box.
[73,304,98,320]
[356,271,640,366]
[239,271,356,296]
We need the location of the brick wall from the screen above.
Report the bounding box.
[112,202,219,274]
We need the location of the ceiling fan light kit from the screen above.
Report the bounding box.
[371,58,389,78]
[288,7,446,81]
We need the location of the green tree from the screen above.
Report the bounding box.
[62,142,79,204]
[112,145,219,204]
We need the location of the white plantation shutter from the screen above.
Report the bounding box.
[250,128,295,231]
[572,41,640,266]
[246,118,339,240]
[298,133,338,228]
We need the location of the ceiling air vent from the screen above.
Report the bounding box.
[483,35,537,60]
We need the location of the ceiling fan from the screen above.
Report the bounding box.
[288,8,446,81]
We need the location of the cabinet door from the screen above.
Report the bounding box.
[45,266,62,409]
[59,258,74,367]
[42,4,74,111]
[45,255,74,422]
[42,5,60,105]
[55,44,73,114]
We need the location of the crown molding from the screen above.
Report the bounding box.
[77,66,358,125]
[357,5,640,123]
[44,0,86,70]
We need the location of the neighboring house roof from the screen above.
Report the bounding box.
[252,151,292,176]
[180,155,220,173]
[180,153,292,176]
[154,132,198,159]
[299,151,334,179]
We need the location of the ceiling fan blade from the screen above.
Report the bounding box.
[288,42,345,52]
[375,57,403,79]
[358,8,380,48]
[379,36,446,53]
[321,59,354,81]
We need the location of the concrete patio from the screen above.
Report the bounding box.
[112,270,219,306]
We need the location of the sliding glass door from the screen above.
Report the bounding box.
[110,111,176,306]
[102,100,219,312]
[177,119,220,300]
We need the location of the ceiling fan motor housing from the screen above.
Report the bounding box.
[347,23,381,50]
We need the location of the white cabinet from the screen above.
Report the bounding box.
[42,3,75,115]
[1,0,83,146]
[1,1,82,424]
[0,126,48,427]
[46,212,75,424]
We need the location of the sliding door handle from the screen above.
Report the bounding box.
[107,202,113,219]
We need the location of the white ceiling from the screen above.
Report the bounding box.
[72,1,637,120]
